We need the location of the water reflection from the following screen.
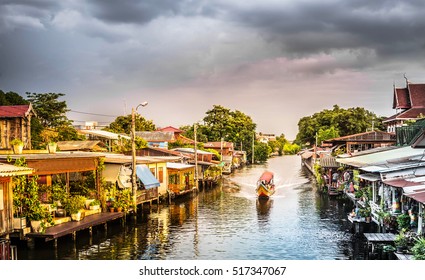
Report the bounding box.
[16,155,369,260]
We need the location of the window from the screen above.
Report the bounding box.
[158,167,163,183]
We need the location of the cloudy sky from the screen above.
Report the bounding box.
[1,0,425,140]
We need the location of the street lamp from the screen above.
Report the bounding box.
[131,101,148,214]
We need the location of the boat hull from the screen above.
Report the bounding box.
[256,184,275,199]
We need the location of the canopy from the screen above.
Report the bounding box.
[136,165,160,189]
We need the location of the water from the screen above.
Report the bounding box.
[16,155,366,260]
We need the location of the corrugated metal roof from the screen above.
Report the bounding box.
[404,190,425,203]
[336,146,425,168]
[383,178,422,188]
[57,140,106,151]
[172,148,213,155]
[136,131,174,142]
[166,162,195,170]
[79,129,130,140]
[0,163,33,176]
[319,156,339,168]
[359,173,380,182]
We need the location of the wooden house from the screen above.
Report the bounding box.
[321,131,396,154]
[136,131,175,149]
[204,141,234,174]
[0,104,36,150]
[383,81,425,133]
[0,163,34,239]
[166,162,196,198]
[102,153,181,200]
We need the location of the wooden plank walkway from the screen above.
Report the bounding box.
[394,252,413,260]
[363,233,396,242]
[26,212,125,241]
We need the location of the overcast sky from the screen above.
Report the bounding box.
[1,0,425,140]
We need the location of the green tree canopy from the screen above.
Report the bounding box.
[180,105,257,162]
[295,105,385,147]
[26,92,70,128]
[104,114,156,134]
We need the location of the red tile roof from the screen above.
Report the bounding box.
[408,84,425,107]
[393,88,410,109]
[0,104,33,118]
[156,126,183,133]
[384,108,425,122]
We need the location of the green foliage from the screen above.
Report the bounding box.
[283,143,301,155]
[396,213,411,231]
[10,138,23,146]
[11,157,54,231]
[317,126,340,145]
[105,114,155,134]
[0,90,28,105]
[412,237,425,260]
[26,92,70,128]
[295,105,385,147]
[254,142,271,163]
[64,195,86,214]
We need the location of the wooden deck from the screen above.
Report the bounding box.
[363,233,396,243]
[26,212,125,241]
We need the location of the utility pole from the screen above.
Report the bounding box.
[194,123,198,190]
[252,132,255,164]
[131,101,148,214]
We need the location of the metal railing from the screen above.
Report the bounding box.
[0,239,17,260]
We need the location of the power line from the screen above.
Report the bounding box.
[69,109,118,118]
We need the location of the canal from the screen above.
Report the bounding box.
[16,155,368,260]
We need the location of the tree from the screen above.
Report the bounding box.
[105,114,155,134]
[317,126,340,145]
[295,105,384,147]
[26,92,70,128]
[254,142,271,163]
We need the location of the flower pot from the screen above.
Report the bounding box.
[12,144,23,154]
[71,212,83,221]
[47,143,57,153]
[30,220,42,233]
[109,207,115,212]
[13,217,27,229]
[89,205,100,210]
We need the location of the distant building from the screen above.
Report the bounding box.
[383,79,425,133]
[0,104,36,150]
[257,133,276,144]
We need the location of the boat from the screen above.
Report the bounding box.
[255,171,276,199]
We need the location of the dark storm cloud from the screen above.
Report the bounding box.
[227,0,425,60]
[87,0,184,24]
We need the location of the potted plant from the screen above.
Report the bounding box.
[89,199,100,210]
[64,195,86,221]
[28,204,54,233]
[359,207,371,223]
[10,138,24,154]
[47,141,57,153]
[394,230,409,253]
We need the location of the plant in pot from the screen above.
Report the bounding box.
[28,203,54,233]
[10,138,24,154]
[89,199,101,210]
[64,195,86,221]
[394,230,409,253]
[359,207,371,223]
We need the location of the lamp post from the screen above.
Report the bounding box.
[131,101,148,214]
